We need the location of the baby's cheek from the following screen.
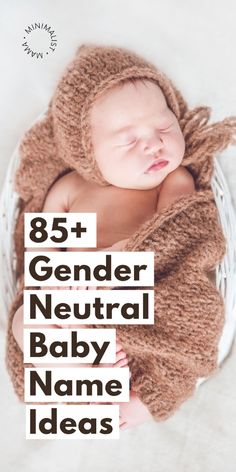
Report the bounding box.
[179,133,186,158]
[174,123,185,155]
[170,132,185,166]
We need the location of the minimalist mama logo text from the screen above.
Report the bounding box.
[22,22,57,59]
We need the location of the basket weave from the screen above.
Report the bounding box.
[1,112,236,388]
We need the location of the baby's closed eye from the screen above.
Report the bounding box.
[119,123,174,147]
[159,123,174,132]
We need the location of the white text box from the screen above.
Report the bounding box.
[24,251,154,287]
[24,213,97,248]
[25,367,130,402]
[26,405,120,439]
[23,289,154,324]
[24,328,116,364]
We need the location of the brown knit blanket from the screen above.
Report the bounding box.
[6,184,226,420]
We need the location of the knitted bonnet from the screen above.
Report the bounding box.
[50,43,185,187]
[16,42,236,203]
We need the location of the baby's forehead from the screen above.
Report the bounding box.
[99,78,166,103]
[90,79,169,125]
[116,78,162,91]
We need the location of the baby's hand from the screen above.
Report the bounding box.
[93,340,130,369]
[91,390,152,430]
[56,327,129,370]
[117,390,153,430]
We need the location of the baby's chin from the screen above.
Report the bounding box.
[110,178,165,191]
[136,171,169,190]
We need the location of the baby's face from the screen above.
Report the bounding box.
[90,80,185,190]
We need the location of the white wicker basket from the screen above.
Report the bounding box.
[0,113,236,388]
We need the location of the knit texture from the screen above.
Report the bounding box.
[5,43,236,421]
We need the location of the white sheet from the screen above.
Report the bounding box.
[0,0,236,470]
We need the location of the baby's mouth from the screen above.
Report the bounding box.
[145,159,169,173]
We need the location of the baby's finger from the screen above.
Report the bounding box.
[90,401,112,405]
[116,341,124,352]
[120,422,128,430]
[43,286,70,291]
[116,358,129,367]
[72,286,88,290]
[72,286,97,290]
[116,350,127,361]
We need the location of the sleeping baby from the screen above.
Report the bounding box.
[12,76,196,429]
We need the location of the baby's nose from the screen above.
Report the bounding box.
[144,135,164,155]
